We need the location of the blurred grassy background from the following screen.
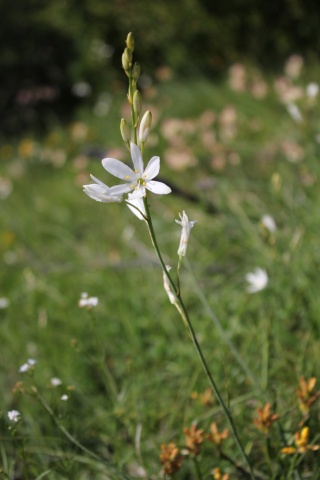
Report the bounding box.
[1,2,320,478]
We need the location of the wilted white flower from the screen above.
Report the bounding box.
[8,410,21,423]
[61,394,69,401]
[0,297,10,309]
[163,265,177,304]
[245,268,268,293]
[19,358,36,373]
[78,292,99,309]
[101,143,171,199]
[306,82,319,98]
[261,215,277,233]
[50,377,62,387]
[126,193,147,220]
[175,211,197,256]
[83,175,123,203]
[287,103,303,124]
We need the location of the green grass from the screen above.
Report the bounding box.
[1,70,320,479]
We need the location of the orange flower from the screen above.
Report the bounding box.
[253,403,279,434]
[296,377,319,416]
[199,388,214,406]
[281,427,320,455]
[160,443,183,475]
[183,424,204,456]
[207,422,229,447]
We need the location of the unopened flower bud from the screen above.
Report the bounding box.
[139,110,152,143]
[126,32,135,51]
[120,118,131,143]
[133,90,142,115]
[122,48,132,73]
[132,62,140,82]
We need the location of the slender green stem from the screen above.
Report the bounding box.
[142,195,256,480]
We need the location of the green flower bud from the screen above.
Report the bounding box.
[133,90,142,115]
[126,32,135,51]
[120,118,131,143]
[132,62,140,82]
[139,110,152,143]
[122,52,130,74]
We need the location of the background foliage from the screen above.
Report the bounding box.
[1,0,320,134]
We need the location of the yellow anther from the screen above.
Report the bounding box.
[125,175,130,180]
[130,184,134,188]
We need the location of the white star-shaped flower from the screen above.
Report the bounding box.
[103,143,171,198]
[245,268,268,293]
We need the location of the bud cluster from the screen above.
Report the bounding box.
[120,32,152,147]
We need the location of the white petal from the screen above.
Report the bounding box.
[129,186,146,198]
[90,174,109,187]
[102,158,136,180]
[146,180,171,195]
[108,183,133,195]
[83,184,123,203]
[126,196,146,221]
[143,156,160,180]
[130,143,144,175]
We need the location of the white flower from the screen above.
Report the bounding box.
[83,175,123,203]
[245,268,268,293]
[287,103,303,124]
[306,82,319,98]
[78,292,99,309]
[261,214,277,233]
[19,358,36,373]
[102,143,171,199]
[8,410,21,422]
[126,193,147,221]
[175,211,197,256]
[139,110,152,143]
[163,265,177,304]
[50,377,62,387]
[61,394,69,401]
[0,297,9,309]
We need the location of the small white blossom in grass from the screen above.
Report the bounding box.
[175,211,197,257]
[61,394,69,401]
[306,82,319,98]
[126,193,147,221]
[19,358,36,373]
[0,297,9,309]
[261,214,277,233]
[102,143,171,199]
[245,268,268,293]
[287,103,303,124]
[50,377,62,387]
[78,292,99,309]
[83,175,123,203]
[8,410,21,423]
[163,266,177,305]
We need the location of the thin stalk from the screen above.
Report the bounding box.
[142,196,256,480]
[193,456,203,480]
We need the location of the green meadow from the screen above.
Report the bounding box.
[1,64,320,478]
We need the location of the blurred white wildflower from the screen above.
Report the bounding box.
[19,358,36,373]
[8,410,21,422]
[261,215,277,233]
[0,297,10,309]
[61,394,69,401]
[50,377,62,387]
[245,268,268,293]
[175,211,197,257]
[306,82,319,98]
[0,177,13,200]
[71,82,92,98]
[287,103,303,124]
[163,266,177,304]
[78,292,99,309]
[284,55,304,79]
